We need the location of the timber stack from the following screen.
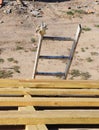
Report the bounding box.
[0,79,99,130]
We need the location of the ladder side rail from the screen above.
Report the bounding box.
[64,24,82,79]
[32,35,43,79]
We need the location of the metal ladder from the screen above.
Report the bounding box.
[32,24,81,79]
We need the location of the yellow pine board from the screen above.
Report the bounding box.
[0,88,24,95]
[19,96,39,130]
[25,88,99,96]
[0,79,99,89]
[19,95,48,130]
[1,88,99,96]
[25,123,48,130]
[0,97,99,106]
[25,125,39,130]
[0,110,99,125]
[25,125,48,130]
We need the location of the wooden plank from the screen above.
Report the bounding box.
[19,95,48,130]
[25,88,99,96]
[64,24,82,79]
[43,36,74,41]
[0,88,24,96]
[25,125,38,130]
[0,79,99,89]
[19,80,99,89]
[0,97,99,107]
[39,55,70,59]
[1,88,99,97]
[26,123,48,130]
[0,110,99,125]
[19,95,39,130]
[19,102,39,130]
[25,95,48,130]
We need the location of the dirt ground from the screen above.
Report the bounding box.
[0,0,99,80]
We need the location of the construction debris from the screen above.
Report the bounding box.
[4,8,12,14]
[30,9,42,17]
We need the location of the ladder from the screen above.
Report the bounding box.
[32,24,81,79]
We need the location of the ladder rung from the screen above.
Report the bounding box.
[39,55,70,59]
[36,72,65,76]
[43,36,74,41]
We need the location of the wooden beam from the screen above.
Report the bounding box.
[19,96,38,130]
[0,110,99,125]
[19,95,48,130]
[26,88,99,96]
[26,124,47,130]
[0,79,99,89]
[0,88,24,96]
[1,88,99,97]
[0,97,99,107]
[25,125,38,130]
[25,125,48,130]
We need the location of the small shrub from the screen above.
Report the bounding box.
[70,69,80,77]
[67,9,86,16]
[81,48,85,52]
[16,46,24,50]
[0,58,4,63]
[73,9,86,14]
[0,70,13,78]
[13,65,20,73]
[86,57,93,62]
[82,27,91,31]
[67,11,74,15]
[7,58,18,63]
[94,25,99,28]
[31,37,36,43]
[70,69,91,80]
[7,58,14,62]
[81,72,91,80]
[91,52,99,56]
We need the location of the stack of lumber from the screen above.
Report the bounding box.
[0,79,99,130]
